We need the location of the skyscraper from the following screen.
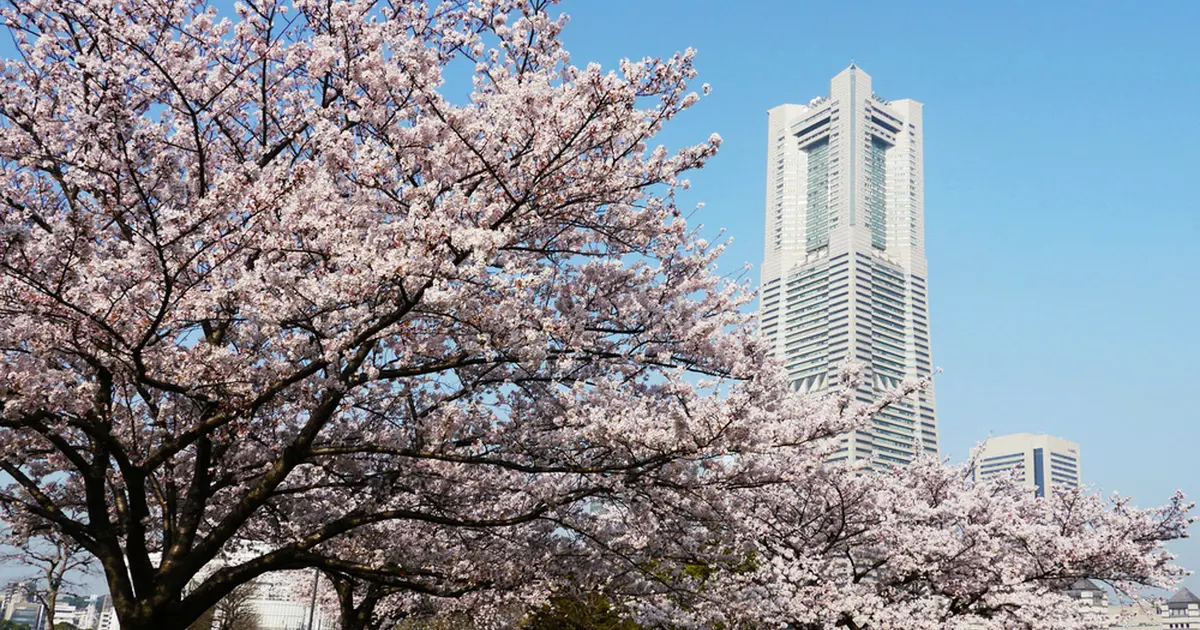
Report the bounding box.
[760,65,937,467]
[970,433,1082,496]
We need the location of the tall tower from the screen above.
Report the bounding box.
[760,65,937,467]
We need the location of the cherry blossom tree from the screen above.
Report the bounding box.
[0,1,1192,629]
[631,457,1192,630]
[0,0,821,627]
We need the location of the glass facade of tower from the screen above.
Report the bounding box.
[867,137,888,250]
[805,138,831,251]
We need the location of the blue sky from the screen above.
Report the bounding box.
[3,0,1200,594]
[556,0,1200,583]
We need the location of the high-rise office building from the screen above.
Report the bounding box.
[760,65,937,467]
[970,433,1082,496]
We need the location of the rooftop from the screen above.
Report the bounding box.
[1167,587,1200,607]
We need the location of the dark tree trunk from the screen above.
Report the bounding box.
[331,573,387,630]
[340,609,374,630]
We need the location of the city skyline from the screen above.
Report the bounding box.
[760,65,937,468]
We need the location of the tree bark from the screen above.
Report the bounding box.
[41,583,58,630]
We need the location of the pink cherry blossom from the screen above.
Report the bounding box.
[0,1,1190,629]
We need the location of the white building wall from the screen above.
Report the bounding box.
[971,433,1082,495]
[760,65,937,468]
[97,599,120,630]
[1161,602,1200,629]
[246,568,336,630]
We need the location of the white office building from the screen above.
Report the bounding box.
[760,64,938,467]
[970,433,1081,496]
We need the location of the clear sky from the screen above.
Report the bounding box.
[555,0,1200,584]
[3,0,1200,595]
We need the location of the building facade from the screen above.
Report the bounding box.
[970,433,1081,496]
[60,594,121,630]
[1,583,120,630]
[1162,587,1200,629]
[244,568,335,630]
[1,582,43,628]
[760,65,938,467]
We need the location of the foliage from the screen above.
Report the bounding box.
[523,592,643,630]
[0,0,741,626]
[392,614,476,630]
[651,459,1193,629]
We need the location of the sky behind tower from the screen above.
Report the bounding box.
[555,0,1200,583]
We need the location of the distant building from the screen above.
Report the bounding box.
[970,433,1081,496]
[1067,578,1108,609]
[59,594,120,630]
[1,581,44,628]
[7,602,44,628]
[1056,581,1191,629]
[1057,580,1166,629]
[148,546,333,630]
[178,555,334,630]
[1162,587,1200,628]
[0,583,17,621]
[1108,603,1166,629]
[244,568,334,630]
[1,583,119,630]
